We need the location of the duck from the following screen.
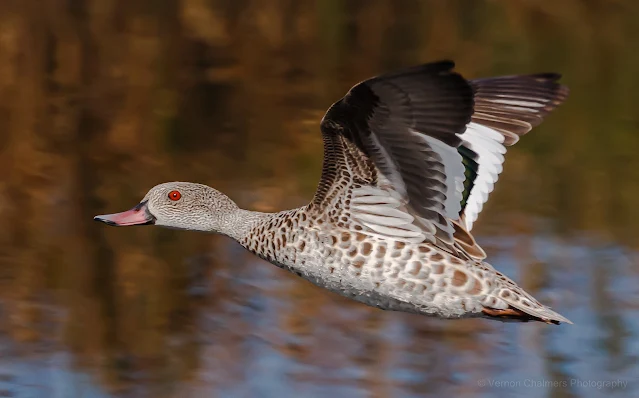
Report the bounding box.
[95,60,571,324]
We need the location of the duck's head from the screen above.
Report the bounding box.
[94,182,239,232]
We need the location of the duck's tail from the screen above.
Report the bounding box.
[481,305,572,325]
[481,271,572,325]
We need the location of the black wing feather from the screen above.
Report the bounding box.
[316,61,475,242]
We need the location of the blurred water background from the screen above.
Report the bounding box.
[0,1,638,397]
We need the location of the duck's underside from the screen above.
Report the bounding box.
[343,283,563,325]
[250,221,571,326]
[300,270,565,325]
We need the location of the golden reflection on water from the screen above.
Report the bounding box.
[0,1,638,397]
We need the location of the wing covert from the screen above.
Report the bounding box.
[316,61,474,243]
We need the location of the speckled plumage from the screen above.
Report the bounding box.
[96,61,571,324]
[235,190,567,323]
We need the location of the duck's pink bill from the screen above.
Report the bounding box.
[94,202,155,226]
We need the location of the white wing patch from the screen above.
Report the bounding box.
[350,186,425,243]
[457,122,507,230]
[418,133,466,222]
[355,131,468,243]
[489,98,548,109]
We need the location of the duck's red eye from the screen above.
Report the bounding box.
[168,190,181,201]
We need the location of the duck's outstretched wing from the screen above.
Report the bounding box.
[313,61,568,248]
[314,61,473,245]
[458,74,569,231]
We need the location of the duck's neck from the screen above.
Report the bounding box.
[219,208,273,242]
[220,207,307,265]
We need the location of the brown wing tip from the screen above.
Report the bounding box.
[452,219,487,260]
[526,72,570,103]
[530,72,570,104]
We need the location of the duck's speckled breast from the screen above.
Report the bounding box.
[239,208,491,318]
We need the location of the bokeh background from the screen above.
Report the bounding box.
[0,0,638,397]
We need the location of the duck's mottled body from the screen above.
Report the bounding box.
[237,203,566,323]
[242,208,489,318]
[96,61,571,324]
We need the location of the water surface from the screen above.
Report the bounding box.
[0,1,638,397]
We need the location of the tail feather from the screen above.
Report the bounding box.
[483,270,572,325]
[481,306,570,325]
[501,296,573,325]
